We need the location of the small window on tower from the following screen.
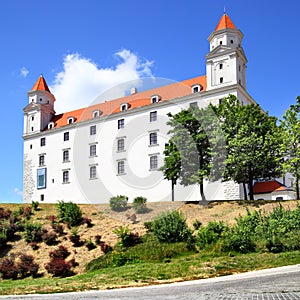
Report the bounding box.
[231,39,234,44]
[220,77,223,84]
[219,63,223,70]
[220,41,223,45]
[31,116,34,121]
[39,98,43,102]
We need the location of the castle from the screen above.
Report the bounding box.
[23,13,293,204]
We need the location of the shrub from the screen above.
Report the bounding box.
[132,196,148,213]
[0,227,8,247]
[42,231,58,245]
[152,211,192,243]
[221,226,256,253]
[52,223,64,235]
[29,242,39,250]
[109,195,128,211]
[85,238,96,250]
[17,254,39,278]
[100,242,113,254]
[144,221,153,231]
[49,245,70,259]
[196,221,226,249]
[0,208,11,219]
[23,222,43,243]
[113,226,140,248]
[0,258,18,279]
[192,219,202,230]
[56,201,82,226]
[81,217,93,227]
[69,227,82,247]
[31,201,39,211]
[94,234,102,245]
[45,257,73,277]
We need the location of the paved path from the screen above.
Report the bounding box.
[1,264,300,299]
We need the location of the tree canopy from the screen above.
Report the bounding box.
[280,96,300,199]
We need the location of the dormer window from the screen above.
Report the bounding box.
[192,84,201,93]
[67,117,75,124]
[48,122,54,130]
[120,103,129,111]
[151,95,161,103]
[93,110,101,118]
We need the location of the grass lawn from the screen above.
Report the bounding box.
[0,250,299,295]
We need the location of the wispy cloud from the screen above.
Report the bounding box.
[50,49,154,113]
[20,67,29,78]
[13,188,23,196]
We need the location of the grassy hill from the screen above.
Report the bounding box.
[0,200,299,295]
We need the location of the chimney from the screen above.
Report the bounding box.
[130,87,137,95]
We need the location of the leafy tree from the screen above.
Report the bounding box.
[162,108,215,201]
[280,96,300,199]
[212,95,283,200]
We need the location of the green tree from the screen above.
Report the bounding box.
[160,140,181,201]
[162,108,213,201]
[280,96,300,199]
[213,95,283,200]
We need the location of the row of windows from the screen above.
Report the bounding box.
[40,111,158,147]
[38,132,158,166]
[50,154,159,185]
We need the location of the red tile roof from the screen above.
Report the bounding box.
[253,180,288,194]
[48,75,207,129]
[215,14,236,31]
[31,75,51,93]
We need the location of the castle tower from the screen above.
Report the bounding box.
[206,13,247,91]
[23,75,55,135]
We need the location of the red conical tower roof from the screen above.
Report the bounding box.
[31,75,51,93]
[215,13,236,31]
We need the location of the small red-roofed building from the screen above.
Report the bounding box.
[23,13,290,204]
[253,180,295,200]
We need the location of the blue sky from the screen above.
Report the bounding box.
[0,0,299,203]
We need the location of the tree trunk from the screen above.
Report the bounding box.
[296,174,300,200]
[171,181,175,202]
[200,183,206,202]
[243,182,248,200]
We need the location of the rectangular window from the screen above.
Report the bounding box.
[90,166,97,179]
[37,168,46,189]
[64,132,69,141]
[90,144,97,157]
[40,137,46,147]
[63,150,69,162]
[220,77,223,83]
[189,102,198,108]
[117,161,125,175]
[90,125,96,135]
[149,132,158,145]
[118,119,124,129]
[117,139,125,151]
[63,170,69,184]
[150,155,158,170]
[39,155,45,166]
[219,63,223,70]
[150,111,157,122]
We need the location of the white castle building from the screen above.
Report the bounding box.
[23,13,292,204]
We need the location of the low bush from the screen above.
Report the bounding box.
[0,258,18,279]
[196,221,227,249]
[0,227,8,247]
[31,201,39,211]
[132,196,148,213]
[49,245,70,259]
[45,257,73,278]
[109,195,128,211]
[17,254,39,278]
[23,222,43,243]
[113,225,140,248]
[45,246,73,277]
[42,231,58,245]
[152,210,192,243]
[85,238,96,250]
[56,201,82,227]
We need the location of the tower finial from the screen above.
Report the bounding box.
[224,6,226,15]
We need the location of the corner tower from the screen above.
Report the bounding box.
[23,75,55,135]
[206,13,247,91]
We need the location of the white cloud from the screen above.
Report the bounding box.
[50,50,154,113]
[13,188,23,196]
[20,67,29,78]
